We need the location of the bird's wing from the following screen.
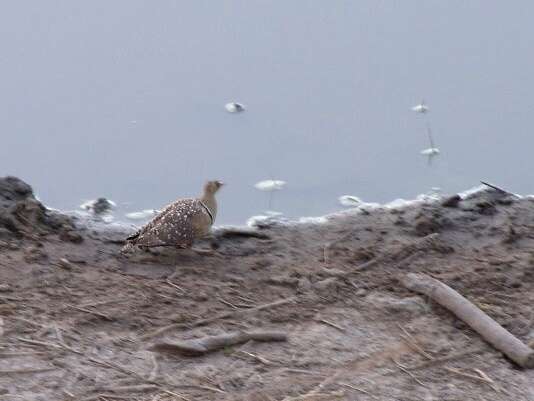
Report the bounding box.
[126,198,196,247]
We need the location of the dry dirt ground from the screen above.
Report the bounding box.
[1,178,534,400]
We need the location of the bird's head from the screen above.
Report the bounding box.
[204,180,224,195]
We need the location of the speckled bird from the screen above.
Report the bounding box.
[123,181,223,250]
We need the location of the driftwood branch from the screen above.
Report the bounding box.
[149,330,287,356]
[480,181,513,195]
[401,273,534,368]
[139,297,295,341]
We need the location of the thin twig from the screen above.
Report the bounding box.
[54,324,68,348]
[401,348,486,372]
[139,297,295,340]
[445,367,499,392]
[338,382,377,399]
[166,280,185,293]
[148,354,159,381]
[66,304,114,321]
[0,367,56,374]
[78,298,130,308]
[317,319,345,332]
[0,351,47,357]
[218,298,238,309]
[238,350,273,365]
[396,324,433,361]
[161,389,192,401]
[392,358,427,387]
[281,369,327,376]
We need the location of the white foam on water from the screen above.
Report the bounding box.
[125,209,159,221]
[458,185,487,199]
[298,216,329,225]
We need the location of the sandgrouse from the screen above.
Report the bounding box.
[123,180,223,251]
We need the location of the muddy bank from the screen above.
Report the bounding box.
[1,177,534,400]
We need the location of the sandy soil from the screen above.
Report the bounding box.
[1,177,534,401]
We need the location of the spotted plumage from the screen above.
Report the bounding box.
[123,181,223,250]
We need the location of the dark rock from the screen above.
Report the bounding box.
[0,176,77,240]
[394,216,408,226]
[91,198,114,215]
[475,201,497,216]
[414,215,442,236]
[353,247,376,262]
[0,176,33,203]
[441,195,461,208]
[497,197,515,206]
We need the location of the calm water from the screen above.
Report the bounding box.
[1,2,534,224]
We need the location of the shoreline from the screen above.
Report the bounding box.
[1,176,533,400]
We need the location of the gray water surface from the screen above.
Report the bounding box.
[1,2,533,224]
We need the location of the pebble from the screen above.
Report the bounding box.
[57,258,75,271]
[441,194,461,208]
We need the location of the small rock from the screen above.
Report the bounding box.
[0,285,10,292]
[414,215,442,236]
[64,254,87,264]
[367,293,427,316]
[497,197,515,206]
[394,216,408,226]
[0,176,33,201]
[475,201,497,216]
[441,195,461,208]
[57,258,75,271]
[59,230,83,244]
